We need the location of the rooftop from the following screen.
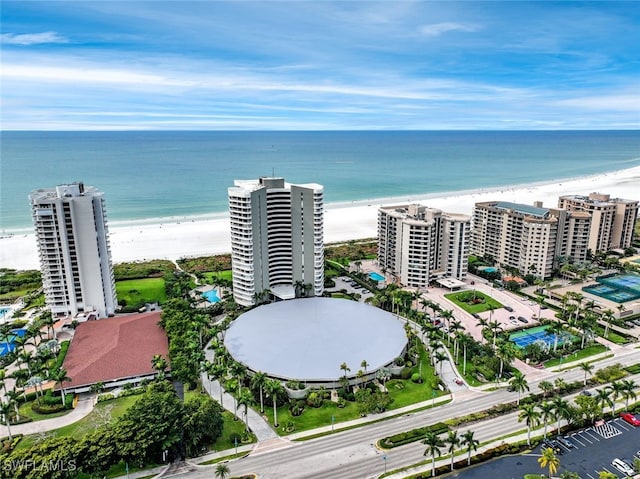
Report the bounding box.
[62,311,169,390]
[494,201,549,218]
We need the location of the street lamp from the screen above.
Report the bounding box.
[331,415,335,433]
[383,455,387,473]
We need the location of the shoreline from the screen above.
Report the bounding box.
[2,165,639,271]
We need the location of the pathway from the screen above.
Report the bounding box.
[7,394,95,436]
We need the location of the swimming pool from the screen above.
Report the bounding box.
[369,272,385,282]
[202,290,221,303]
[0,329,27,356]
[482,267,498,273]
[0,307,10,318]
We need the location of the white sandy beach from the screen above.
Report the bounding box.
[2,166,639,271]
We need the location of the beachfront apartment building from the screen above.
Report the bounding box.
[29,182,117,318]
[558,193,639,252]
[228,177,324,307]
[471,201,591,278]
[377,204,470,289]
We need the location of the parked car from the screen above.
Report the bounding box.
[611,458,634,476]
[619,412,640,426]
[541,439,562,455]
[580,390,593,397]
[504,306,514,312]
[472,313,480,319]
[517,316,529,323]
[556,436,575,449]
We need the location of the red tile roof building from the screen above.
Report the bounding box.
[62,311,169,392]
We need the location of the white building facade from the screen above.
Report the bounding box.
[29,183,117,318]
[228,177,324,306]
[377,204,470,289]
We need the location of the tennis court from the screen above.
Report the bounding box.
[509,325,574,349]
[583,272,640,303]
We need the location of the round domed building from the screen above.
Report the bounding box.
[224,297,408,387]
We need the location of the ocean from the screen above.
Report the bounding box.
[2,130,639,234]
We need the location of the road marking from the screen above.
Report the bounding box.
[571,433,588,446]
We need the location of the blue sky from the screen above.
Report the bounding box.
[1,1,639,130]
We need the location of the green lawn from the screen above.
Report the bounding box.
[543,343,609,368]
[15,395,142,451]
[202,270,233,283]
[115,278,166,308]
[445,290,503,314]
[17,400,71,422]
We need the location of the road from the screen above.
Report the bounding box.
[174,348,640,479]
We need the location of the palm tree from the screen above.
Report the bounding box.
[339,362,350,380]
[597,471,617,479]
[446,430,460,471]
[508,371,529,405]
[552,396,570,434]
[608,380,625,409]
[595,388,613,417]
[538,401,555,439]
[5,389,21,421]
[360,359,369,379]
[434,351,448,377]
[476,317,490,344]
[250,371,268,413]
[620,379,637,410]
[214,463,230,479]
[518,403,540,446]
[488,320,502,348]
[496,340,516,379]
[423,431,444,477]
[53,368,71,405]
[578,362,594,387]
[461,430,479,466]
[601,309,615,338]
[236,388,253,432]
[0,400,13,441]
[538,447,560,479]
[265,379,283,428]
[548,321,565,352]
[538,380,554,398]
[459,333,472,376]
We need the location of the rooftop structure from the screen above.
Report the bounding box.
[29,182,117,318]
[224,298,407,384]
[62,311,169,393]
[228,177,324,306]
[472,200,591,278]
[378,204,470,289]
[558,192,639,252]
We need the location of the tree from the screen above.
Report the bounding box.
[508,371,529,405]
[601,309,615,338]
[236,388,254,432]
[595,388,613,417]
[496,340,516,378]
[250,371,268,413]
[340,362,351,380]
[265,379,283,428]
[215,463,231,479]
[579,362,594,387]
[552,396,570,434]
[518,403,540,446]
[538,380,554,398]
[434,351,448,377]
[376,367,391,390]
[0,399,13,441]
[461,430,479,466]
[597,471,617,479]
[361,359,370,378]
[620,379,637,410]
[446,430,460,471]
[538,447,560,479]
[53,368,71,405]
[423,431,444,477]
[151,354,168,379]
[182,394,224,458]
[538,401,555,439]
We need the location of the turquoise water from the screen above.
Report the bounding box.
[483,267,498,273]
[202,290,221,303]
[369,272,385,281]
[0,329,26,356]
[2,131,639,232]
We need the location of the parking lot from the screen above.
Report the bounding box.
[452,415,640,478]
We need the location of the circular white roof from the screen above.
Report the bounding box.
[224,297,407,381]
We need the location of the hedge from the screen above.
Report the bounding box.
[380,422,449,449]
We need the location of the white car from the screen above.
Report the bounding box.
[611,458,634,477]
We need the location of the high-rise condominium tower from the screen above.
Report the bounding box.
[472,201,591,278]
[30,182,117,318]
[378,204,470,289]
[228,177,324,307]
[558,193,638,252]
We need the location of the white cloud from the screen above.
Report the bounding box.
[556,94,640,112]
[1,31,68,46]
[419,22,479,37]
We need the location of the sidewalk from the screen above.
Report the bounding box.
[8,395,95,436]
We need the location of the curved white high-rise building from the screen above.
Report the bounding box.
[29,182,117,318]
[228,177,324,306]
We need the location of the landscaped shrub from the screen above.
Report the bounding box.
[594,363,627,383]
[289,401,305,416]
[399,367,413,380]
[306,392,323,408]
[411,373,423,383]
[380,422,449,449]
